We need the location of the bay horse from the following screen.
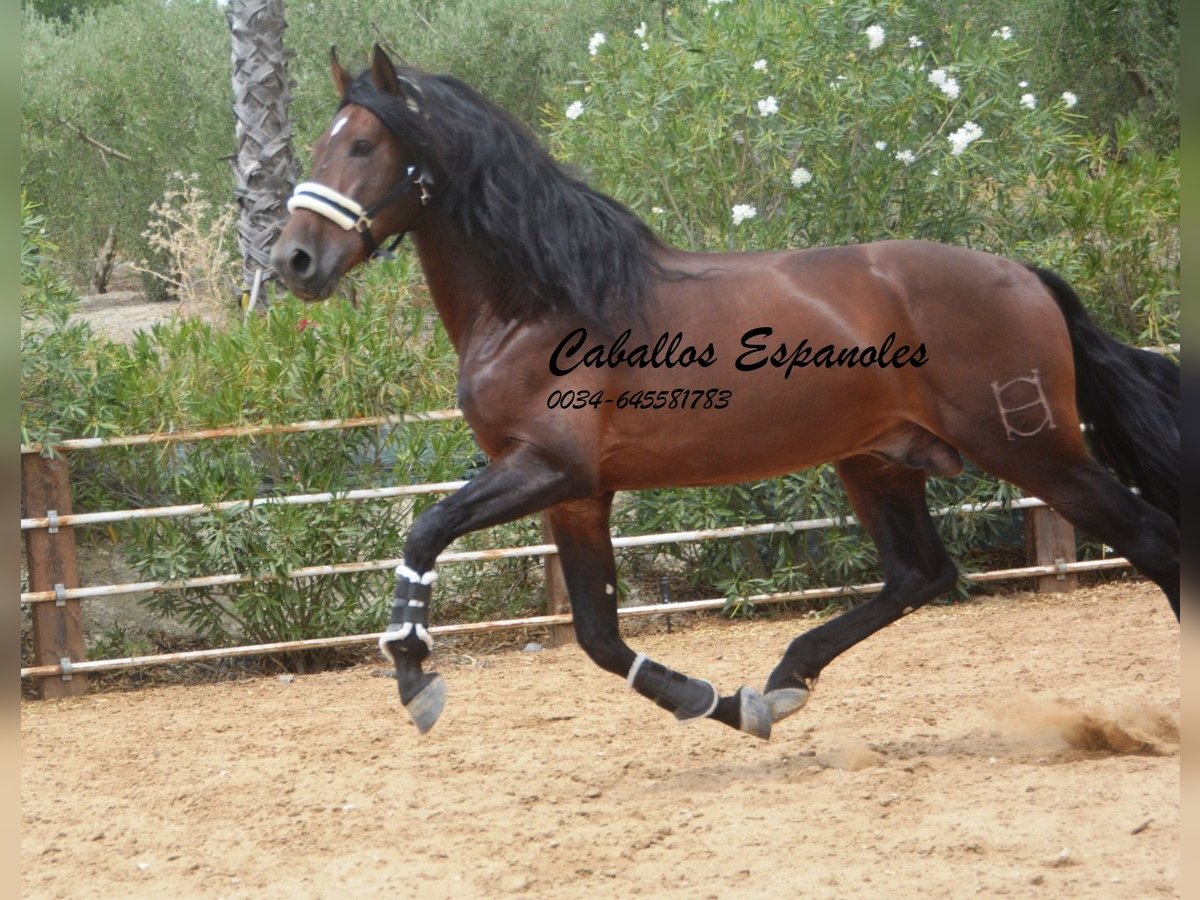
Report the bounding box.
[271,46,1180,739]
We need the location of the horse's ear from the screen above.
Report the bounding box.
[330,45,351,98]
[371,44,401,96]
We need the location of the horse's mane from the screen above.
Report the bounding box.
[342,67,667,324]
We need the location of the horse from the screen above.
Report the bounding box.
[271,46,1180,739]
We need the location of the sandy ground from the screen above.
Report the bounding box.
[21,580,1179,899]
[68,290,183,344]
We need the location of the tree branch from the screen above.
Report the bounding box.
[56,116,134,163]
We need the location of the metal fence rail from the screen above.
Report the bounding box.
[19,496,1052,605]
[19,403,1137,697]
[19,409,464,456]
[18,556,1132,679]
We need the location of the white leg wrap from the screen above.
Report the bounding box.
[626,652,648,688]
[396,564,438,585]
[378,623,433,662]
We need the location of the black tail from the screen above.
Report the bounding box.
[1029,266,1180,524]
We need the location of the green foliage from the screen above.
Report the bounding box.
[284,0,650,145]
[20,0,648,286]
[79,287,484,669]
[21,0,233,287]
[89,623,153,660]
[923,0,1178,152]
[20,0,121,25]
[549,1,1177,345]
[1033,121,1179,345]
[22,0,1176,299]
[21,195,112,451]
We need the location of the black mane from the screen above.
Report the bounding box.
[342,68,666,324]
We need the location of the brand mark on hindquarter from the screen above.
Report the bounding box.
[991,369,1057,440]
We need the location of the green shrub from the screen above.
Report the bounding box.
[74,284,483,670]
[21,1,233,288]
[20,194,112,451]
[20,0,649,289]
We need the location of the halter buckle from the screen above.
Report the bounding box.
[354,214,374,234]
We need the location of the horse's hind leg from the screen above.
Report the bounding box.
[764,456,959,708]
[546,494,779,739]
[973,449,1179,617]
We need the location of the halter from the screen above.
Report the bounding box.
[287,165,433,260]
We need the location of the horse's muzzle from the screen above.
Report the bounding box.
[270,234,340,301]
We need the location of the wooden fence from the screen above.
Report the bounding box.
[20,410,1124,699]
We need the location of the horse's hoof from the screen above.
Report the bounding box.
[736,686,773,740]
[401,671,447,734]
[763,687,809,724]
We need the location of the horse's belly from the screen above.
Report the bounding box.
[595,384,894,489]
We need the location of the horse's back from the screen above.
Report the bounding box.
[570,239,1083,488]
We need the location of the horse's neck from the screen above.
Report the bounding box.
[411,225,505,354]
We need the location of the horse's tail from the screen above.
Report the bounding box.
[1028,265,1180,524]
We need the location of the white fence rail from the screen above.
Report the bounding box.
[20,407,1129,693]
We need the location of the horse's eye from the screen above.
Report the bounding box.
[350,140,373,157]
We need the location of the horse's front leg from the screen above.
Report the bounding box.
[381,444,589,732]
[546,494,781,739]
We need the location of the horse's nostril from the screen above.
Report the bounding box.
[289,248,313,276]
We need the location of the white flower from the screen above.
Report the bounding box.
[790,167,812,188]
[992,26,1014,40]
[588,32,606,56]
[565,101,584,120]
[948,120,983,155]
[753,58,768,72]
[865,25,885,50]
[651,206,666,215]
[641,42,650,51]
[908,36,924,48]
[634,21,647,39]
[894,149,916,165]
[757,96,780,117]
[929,69,960,99]
[731,203,757,225]
[1019,80,1029,88]
[1062,91,1079,108]
[874,140,888,150]
[1020,93,1037,110]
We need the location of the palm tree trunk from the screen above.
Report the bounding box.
[226,0,297,310]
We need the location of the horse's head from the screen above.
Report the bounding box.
[272,46,431,300]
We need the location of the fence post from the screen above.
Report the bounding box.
[22,451,89,698]
[541,513,575,647]
[1024,505,1078,593]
